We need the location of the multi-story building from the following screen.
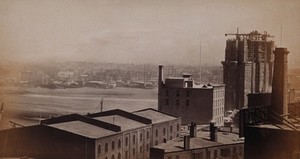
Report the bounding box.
[158,66,225,126]
[150,123,244,159]
[0,108,181,159]
[222,30,275,110]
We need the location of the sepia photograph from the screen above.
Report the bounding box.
[0,0,300,159]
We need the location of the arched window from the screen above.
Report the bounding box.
[125,151,128,159]
[140,146,143,153]
[133,135,136,144]
[140,133,143,142]
[146,131,149,139]
[105,143,108,152]
[112,141,115,150]
[118,139,121,149]
[97,144,101,154]
[118,153,121,159]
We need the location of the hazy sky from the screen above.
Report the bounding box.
[1,0,300,67]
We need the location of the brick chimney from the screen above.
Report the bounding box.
[270,48,289,117]
[183,135,190,150]
[158,65,164,111]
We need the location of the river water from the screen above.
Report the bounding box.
[0,86,158,128]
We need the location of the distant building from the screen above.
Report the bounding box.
[222,30,275,110]
[150,123,244,159]
[0,108,181,159]
[158,66,225,126]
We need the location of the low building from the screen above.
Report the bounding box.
[0,108,181,159]
[158,66,225,126]
[150,124,244,159]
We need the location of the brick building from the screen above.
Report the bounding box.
[0,108,181,159]
[222,30,275,110]
[150,124,244,159]
[158,66,225,126]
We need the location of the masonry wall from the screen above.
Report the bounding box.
[245,126,300,159]
[159,87,214,125]
[0,125,95,159]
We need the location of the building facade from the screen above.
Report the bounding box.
[222,30,275,110]
[0,108,181,159]
[158,66,225,126]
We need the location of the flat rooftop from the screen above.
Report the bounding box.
[48,120,116,139]
[134,109,177,124]
[94,115,148,131]
[153,126,243,153]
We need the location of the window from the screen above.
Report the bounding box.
[146,144,149,152]
[118,153,121,159]
[176,155,179,159]
[155,140,158,145]
[155,129,158,137]
[170,136,172,140]
[193,152,203,159]
[170,125,173,133]
[133,135,136,144]
[133,148,136,155]
[105,143,108,152]
[125,151,128,159]
[140,146,143,153]
[214,150,218,159]
[168,157,172,159]
[146,131,149,139]
[112,141,115,150]
[140,133,143,142]
[186,100,189,107]
[125,137,128,146]
[221,148,230,157]
[118,139,121,149]
[165,99,169,106]
[97,144,101,154]
[176,90,180,97]
[163,127,166,135]
[186,90,190,97]
[111,155,115,159]
[176,99,179,106]
[177,124,180,131]
[166,90,169,97]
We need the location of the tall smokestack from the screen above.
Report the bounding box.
[210,121,218,142]
[158,65,164,111]
[271,48,289,117]
[183,136,190,150]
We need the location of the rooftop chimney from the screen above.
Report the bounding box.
[270,48,289,118]
[183,135,190,150]
[158,65,164,111]
[210,121,218,142]
[189,122,197,138]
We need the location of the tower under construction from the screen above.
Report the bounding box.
[222,29,275,110]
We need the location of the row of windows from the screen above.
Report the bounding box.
[165,90,190,97]
[214,90,224,98]
[167,146,243,159]
[154,124,180,137]
[165,99,190,106]
[97,139,122,154]
[214,98,224,107]
[213,107,224,116]
[104,153,121,159]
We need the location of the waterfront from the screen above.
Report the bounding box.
[0,86,157,128]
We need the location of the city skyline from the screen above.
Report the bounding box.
[1,0,300,68]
